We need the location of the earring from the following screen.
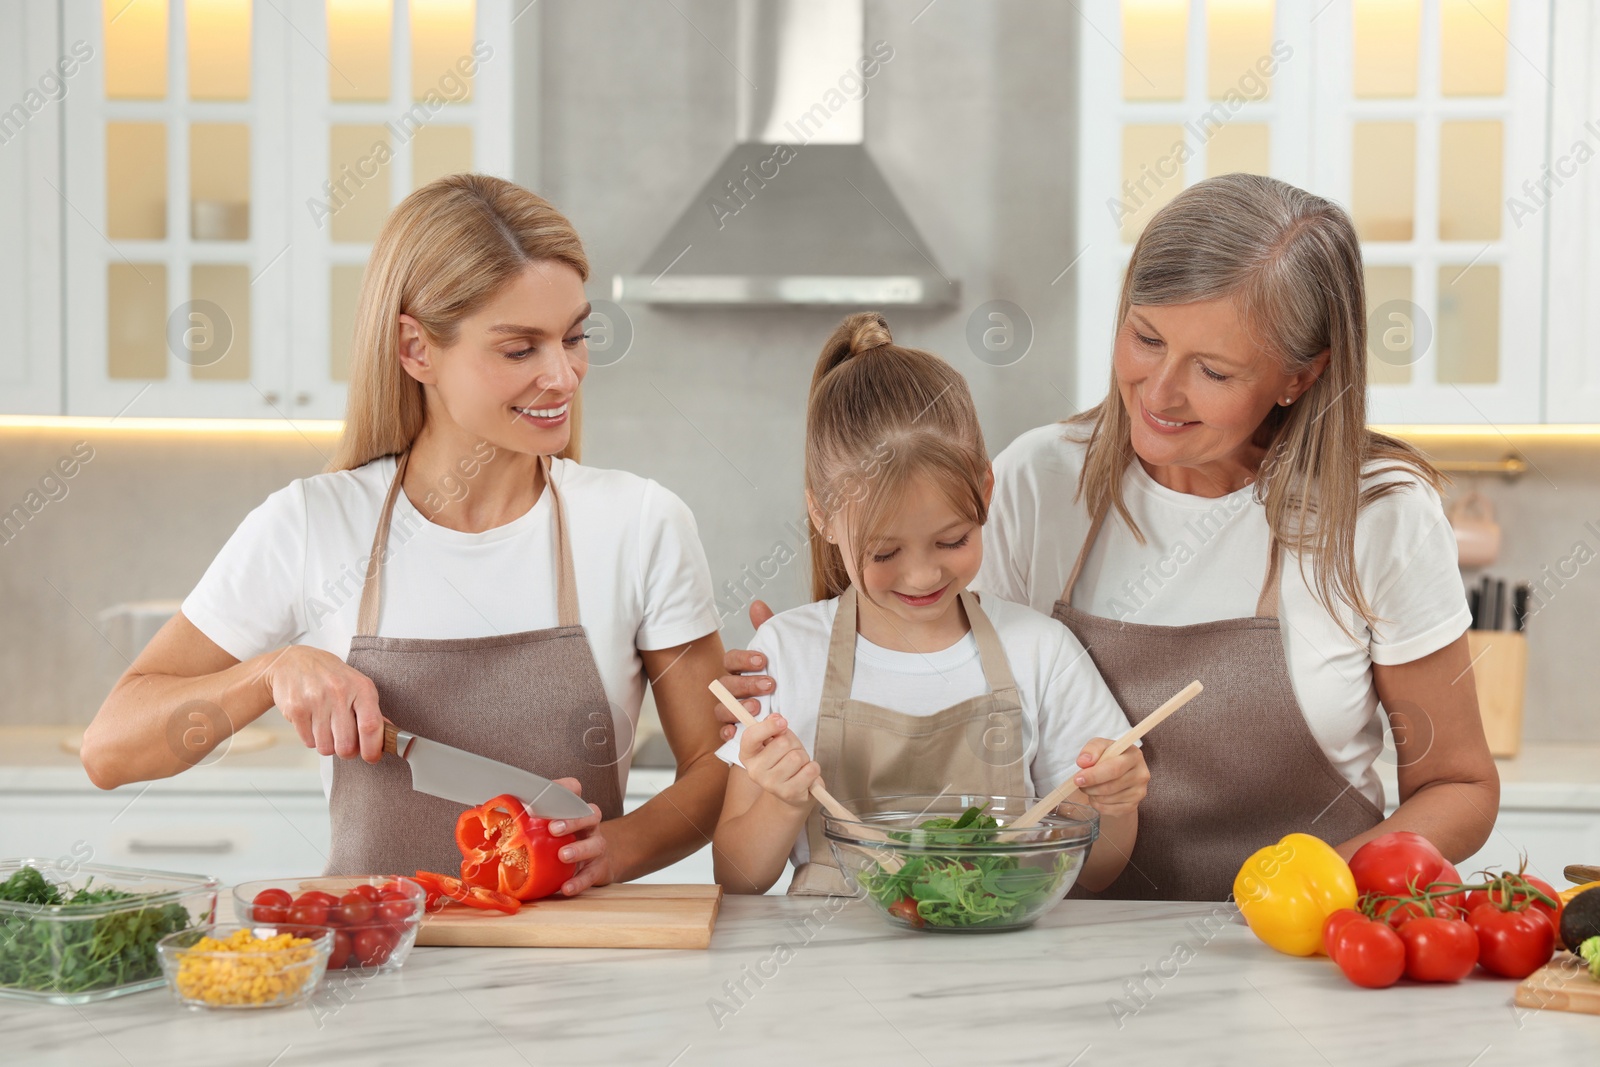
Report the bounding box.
[1281,396,1295,406]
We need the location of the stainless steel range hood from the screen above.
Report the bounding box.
[612,0,957,308]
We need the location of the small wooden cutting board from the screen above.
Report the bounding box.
[1514,953,1600,1015]
[414,883,722,950]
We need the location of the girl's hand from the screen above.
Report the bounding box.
[713,601,777,742]
[263,645,385,762]
[1070,739,1149,817]
[739,713,819,810]
[546,777,611,896]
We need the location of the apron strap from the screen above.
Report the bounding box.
[959,591,1021,700]
[818,586,861,705]
[354,451,579,637]
[1060,501,1282,620]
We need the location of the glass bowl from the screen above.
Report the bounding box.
[0,859,219,1004]
[231,875,425,973]
[157,923,331,1010]
[824,794,1099,933]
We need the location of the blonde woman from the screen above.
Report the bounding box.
[84,175,728,892]
[717,174,1497,901]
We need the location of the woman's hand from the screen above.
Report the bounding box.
[739,713,819,810]
[546,777,612,896]
[262,645,385,762]
[713,601,777,743]
[1070,739,1150,817]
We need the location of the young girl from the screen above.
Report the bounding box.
[83,175,728,893]
[712,313,1146,896]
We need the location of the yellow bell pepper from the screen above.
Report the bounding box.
[1233,832,1358,957]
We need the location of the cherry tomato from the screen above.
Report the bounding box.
[1468,901,1555,978]
[378,888,410,902]
[886,897,924,928]
[349,884,383,904]
[287,901,329,927]
[1375,897,1463,930]
[328,929,353,970]
[1326,912,1405,989]
[1397,916,1479,982]
[353,927,393,968]
[250,888,293,924]
[337,892,376,926]
[378,899,414,925]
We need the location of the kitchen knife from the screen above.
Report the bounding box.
[381,722,595,821]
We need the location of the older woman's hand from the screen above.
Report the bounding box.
[712,600,777,743]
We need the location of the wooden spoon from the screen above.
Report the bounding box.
[1004,680,1203,834]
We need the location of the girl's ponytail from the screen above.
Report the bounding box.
[811,312,895,395]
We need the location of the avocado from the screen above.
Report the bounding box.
[1559,886,1600,951]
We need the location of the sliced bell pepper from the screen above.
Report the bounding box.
[455,793,576,902]
[412,870,522,915]
[1233,832,1358,956]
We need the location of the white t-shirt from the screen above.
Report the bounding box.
[975,424,1472,808]
[182,455,720,795]
[715,594,1131,867]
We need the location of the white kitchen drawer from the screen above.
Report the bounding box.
[0,789,331,887]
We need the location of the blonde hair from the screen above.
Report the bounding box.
[331,174,590,472]
[807,312,990,602]
[1073,172,1441,634]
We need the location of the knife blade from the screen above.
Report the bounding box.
[381,722,595,821]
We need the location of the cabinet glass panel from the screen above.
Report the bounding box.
[104,0,167,100]
[188,0,251,101]
[1441,0,1507,97]
[1205,123,1268,178]
[188,265,251,380]
[1121,0,1186,101]
[106,122,167,240]
[329,264,365,383]
[411,0,476,102]
[1206,0,1274,100]
[1438,121,1501,241]
[329,125,392,243]
[1351,122,1415,241]
[327,0,393,102]
[190,123,250,241]
[1436,265,1499,384]
[1364,266,1415,385]
[1352,0,1421,98]
[107,264,167,379]
[1120,124,1187,242]
[412,125,473,189]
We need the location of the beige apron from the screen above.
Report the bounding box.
[1053,508,1384,902]
[789,586,1029,896]
[325,451,624,877]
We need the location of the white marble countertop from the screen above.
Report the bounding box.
[3,895,1595,1066]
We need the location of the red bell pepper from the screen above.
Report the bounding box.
[454,793,576,902]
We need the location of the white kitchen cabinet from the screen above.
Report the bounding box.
[53,0,512,420]
[0,783,332,888]
[0,0,65,414]
[1074,0,1556,426]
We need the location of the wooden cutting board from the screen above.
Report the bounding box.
[414,883,722,950]
[1513,953,1600,1015]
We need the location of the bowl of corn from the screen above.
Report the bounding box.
[157,923,332,1010]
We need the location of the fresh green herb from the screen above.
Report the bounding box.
[0,867,195,995]
[857,805,1076,929]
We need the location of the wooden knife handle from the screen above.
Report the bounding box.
[1565,864,1600,884]
[382,721,401,757]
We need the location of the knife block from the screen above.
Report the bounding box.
[1466,630,1527,757]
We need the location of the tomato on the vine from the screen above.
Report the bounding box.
[1468,901,1556,978]
[1323,909,1405,989]
[1464,875,1562,936]
[1349,832,1465,914]
[1396,916,1478,982]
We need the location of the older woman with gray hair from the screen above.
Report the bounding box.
[716,173,1496,902]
